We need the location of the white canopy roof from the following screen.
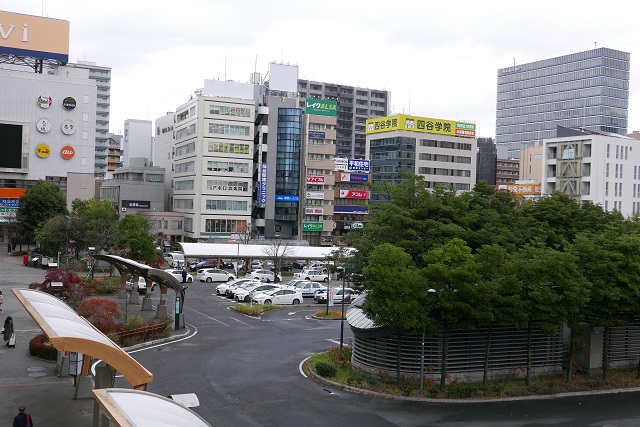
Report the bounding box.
[178,242,353,260]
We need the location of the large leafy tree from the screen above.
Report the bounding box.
[117,214,156,262]
[34,214,82,263]
[17,181,68,243]
[72,199,120,251]
[362,243,437,385]
[423,238,489,387]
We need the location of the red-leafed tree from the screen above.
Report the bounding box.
[29,268,88,308]
[76,298,122,333]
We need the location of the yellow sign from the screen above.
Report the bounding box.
[497,184,541,195]
[0,11,70,62]
[366,114,476,138]
[35,143,50,158]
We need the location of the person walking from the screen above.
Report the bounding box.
[13,406,33,427]
[181,266,188,283]
[0,290,3,313]
[4,316,14,346]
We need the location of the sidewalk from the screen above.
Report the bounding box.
[0,255,185,426]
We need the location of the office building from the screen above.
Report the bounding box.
[172,89,255,241]
[153,112,177,208]
[301,100,338,246]
[541,127,639,216]
[366,114,477,201]
[298,80,389,159]
[107,133,123,173]
[65,60,112,178]
[476,137,497,185]
[496,159,519,185]
[122,120,153,167]
[519,145,543,183]
[496,48,630,159]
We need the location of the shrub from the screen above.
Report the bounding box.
[327,346,352,368]
[29,333,57,361]
[77,298,122,333]
[90,276,119,295]
[315,361,337,378]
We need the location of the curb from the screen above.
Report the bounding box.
[304,359,640,403]
[122,325,192,352]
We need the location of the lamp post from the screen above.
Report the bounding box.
[420,288,437,397]
[339,266,346,348]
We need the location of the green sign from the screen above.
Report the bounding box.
[305,98,337,117]
[303,222,323,232]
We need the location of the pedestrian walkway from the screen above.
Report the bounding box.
[0,255,185,426]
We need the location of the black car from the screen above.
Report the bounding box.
[221,259,234,269]
[190,261,217,272]
[280,261,294,272]
[292,260,307,269]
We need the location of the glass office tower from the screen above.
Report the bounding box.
[496,48,630,159]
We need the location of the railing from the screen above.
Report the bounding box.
[115,323,167,347]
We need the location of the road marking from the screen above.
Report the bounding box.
[186,307,230,326]
[299,356,310,378]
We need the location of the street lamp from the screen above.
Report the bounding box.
[339,265,347,348]
[420,288,437,397]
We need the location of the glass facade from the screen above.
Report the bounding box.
[275,108,302,221]
[496,48,630,159]
[369,136,416,201]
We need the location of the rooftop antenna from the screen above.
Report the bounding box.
[594,42,597,49]
[41,0,44,16]
[513,57,515,66]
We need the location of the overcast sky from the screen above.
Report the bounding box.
[4,0,640,137]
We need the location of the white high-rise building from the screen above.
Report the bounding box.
[122,120,153,167]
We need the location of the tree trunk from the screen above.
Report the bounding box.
[440,323,449,388]
[526,318,532,386]
[566,326,574,384]
[396,329,402,387]
[603,325,610,383]
[483,324,492,386]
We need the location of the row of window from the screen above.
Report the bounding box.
[498,115,627,136]
[207,161,250,173]
[417,167,472,177]
[498,54,629,85]
[205,219,247,233]
[176,123,196,140]
[498,67,629,94]
[497,97,629,119]
[607,144,633,161]
[176,106,196,123]
[497,106,628,126]
[419,139,473,151]
[209,104,252,118]
[208,142,251,155]
[205,200,248,211]
[498,76,630,102]
[208,123,251,137]
[175,142,196,157]
[207,180,249,192]
[418,153,472,164]
[497,87,629,110]
[370,151,415,160]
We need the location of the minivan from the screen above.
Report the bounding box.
[164,252,185,268]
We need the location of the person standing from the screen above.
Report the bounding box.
[181,266,187,283]
[7,243,11,254]
[4,316,14,346]
[13,406,33,427]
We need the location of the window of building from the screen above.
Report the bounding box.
[208,123,250,137]
[207,142,250,154]
[205,219,247,233]
[205,200,248,211]
[176,123,196,140]
[174,198,194,209]
[606,182,609,196]
[615,164,619,178]
[146,173,163,182]
[175,142,196,156]
[170,220,182,230]
[184,217,193,232]
[607,144,610,158]
[207,180,249,192]
[207,161,249,173]
[209,104,251,117]
[175,161,195,173]
[174,180,194,191]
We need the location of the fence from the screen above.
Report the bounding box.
[115,323,167,347]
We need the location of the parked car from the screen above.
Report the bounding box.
[294,269,329,282]
[164,252,185,268]
[234,283,280,303]
[221,259,234,269]
[190,261,217,272]
[196,268,236,282]
[216,278,260,296]
[292,260,308,269]
[294,281,327,297]
[226,280,260,298]
[314,287,355,304]
[252,288,303,305]
[126,276,156,295]
[280,261,294,272]
[163,268,194,283]
[250,260,264,270]
[281,279,307,289]
[248,269,282,283]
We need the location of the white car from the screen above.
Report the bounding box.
[250,260,264,269]
[252,288,303,305]
[126,276,156,295]
[216,278,259,296]
[197,268,236,282]
[314,287,355,304]
[248,269,281,282]
[294,281,327,297]
[294,269,329,282]
[234,284,280,302]
[225,280,260,298]
[163,268,194,283]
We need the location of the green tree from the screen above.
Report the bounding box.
[423,238,489,387]
[117,214,156,262]
[512,245,590,385]
[72,199,120,251]
[362,243,437,385]
[34,214,82,265]
[17,181,68,243]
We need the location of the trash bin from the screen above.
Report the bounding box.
[23,254,28,265]
[32,257,40,268]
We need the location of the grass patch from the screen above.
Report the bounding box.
[231,303,280,316]
[314,309,346,319]
[309,348,640,399]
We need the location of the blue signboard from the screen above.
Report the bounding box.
[275,195,300,202]
[0,198,20,208]
[349,173,369,182]
[308,131,326,139]
[333,205,368,214]
[259,163,267,207]
[347,159,370,172]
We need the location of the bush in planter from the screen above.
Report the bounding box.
[29,333,57,360]
[315,361,337,378]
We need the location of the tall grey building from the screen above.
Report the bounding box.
[496,47,630,159]
[67,61,112,178]
[476,137,497,185]
[297,80,389,158]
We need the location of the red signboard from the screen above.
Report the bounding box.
[306,175,325,184]
[339,190,368,199]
